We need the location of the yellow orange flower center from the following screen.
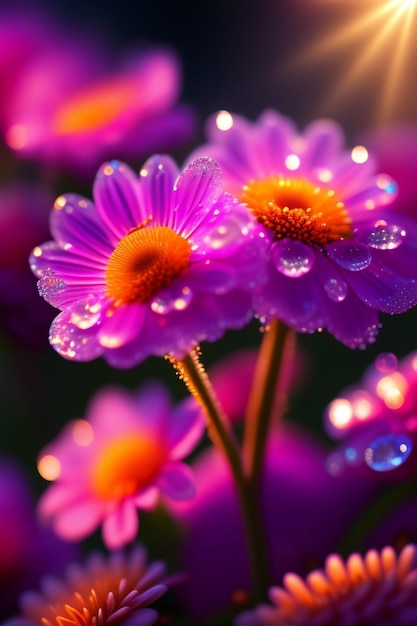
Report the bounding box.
[52,77,138,135]
[105,225,191,305]
[240,176,352,245]
[91,433,167,500]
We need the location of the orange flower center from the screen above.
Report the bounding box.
[91,433,167,500]
[240,176,352,246]
[52,77,138,135]
[105,225,192,305]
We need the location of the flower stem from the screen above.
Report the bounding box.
[243,318,294,486]
[169,348,269,602]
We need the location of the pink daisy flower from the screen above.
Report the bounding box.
[190,109,417,348]
[0,7,195,175]
[30,155,268,367]
[235,544,417,626]
[37,382,204,549]
[5,544,167,626]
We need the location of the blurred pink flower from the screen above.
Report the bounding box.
[236,544,417,626]
[5,544,167,626]
[0,7,195,176]
[37,382,205,549]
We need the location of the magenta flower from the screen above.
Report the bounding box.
[235,544,417,626]
[190,109,417,348]
[324,351,417,479]
[5,545,167,626]
[168,425,378,622]
[0,7,195,175]
[30,156,267,367]
[37,382,204,549]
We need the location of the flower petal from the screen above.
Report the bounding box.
[98,303,145,349]
[157,461,196,500]
[93,160,142,240]
[172,157,223,237]
[137,154,179,227]
[49,193,114,259]
[169,398,205,460]
[101,500,139,549]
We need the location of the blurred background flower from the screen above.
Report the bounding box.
[36,382,204,549]
[4,544,168,626]
[0,4,195,179]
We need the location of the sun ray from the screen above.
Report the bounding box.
[278,0,417,122]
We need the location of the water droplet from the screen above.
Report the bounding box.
[324,278,348,302]
[203,220,242,250]
[327,240,372,271]
[69,299,102,329]
[151,286,194,314]
[273,240,315,277]
[368,224,406,250]
[375,352,398,373]
[49,311,103,361]
[364,433,412,471]
[38,270,66,304]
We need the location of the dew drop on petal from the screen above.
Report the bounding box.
[364,434,413,471]
[367,225,406,250]
[375,352,398,373]
[151,286,194,314]
[273,240,315,277]
[49,316,103,361]
[203,221,243,250]
[38,269,66,301]
[70,299,103,329]
[324,278,348,302]
[326,240,372,271]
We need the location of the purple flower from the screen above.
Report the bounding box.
[4,545,167,626]
[190,109,417,348]
[167,425,378,622]
[37,381,204,549]
[30,156,268,367]
[235,544,417,626]
[324,351,417,479]
[0,6,195,176]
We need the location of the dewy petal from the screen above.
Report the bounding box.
[137,154,179,227]
[49,306,104,361]
[98,303,146,349]
[339,261,417,314]
[102,499,139,549]
[171,157,223,237]
[49,193,114,260]
[157,461,196,500]
[325,290,381,349]
[93,160,142,240]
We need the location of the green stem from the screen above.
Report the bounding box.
[169,349,269,602]
[243,318,294,486]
